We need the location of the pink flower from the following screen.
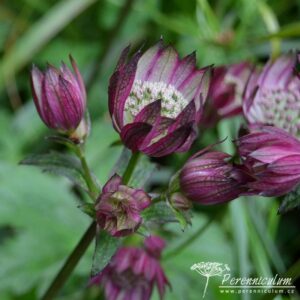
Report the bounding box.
[203,62,252,125]
[30,56,86,132]
[95,174,151,237]
[243,53,300,137]
[108,40,211,157]
[236,125,300,196]
[90,236,170,300]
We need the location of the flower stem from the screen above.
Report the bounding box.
[76,145,99,199]
[163,218,214,260]
[41,150,140,300]
[41,222,96,300]
[122,151,141,185]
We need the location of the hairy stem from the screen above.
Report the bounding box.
[41,222,96,300]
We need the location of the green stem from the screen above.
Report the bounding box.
[122,151,141,185]
[77,145,99,199]
[41,222,96,300]
[41,150,139,300]
[163,218,214,260]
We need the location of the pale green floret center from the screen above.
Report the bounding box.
[260,88,300,136]
[124,80,188,123]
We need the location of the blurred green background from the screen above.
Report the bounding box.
[0,0,300,299]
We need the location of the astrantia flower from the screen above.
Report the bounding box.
[180,149,249,205]
[30,56,86,133]
[203,62,252,125]
[95,174,151,237]
[243,53,300,137]
[236,125,300,196]
[109,40,211,157]
[90,236,169,300]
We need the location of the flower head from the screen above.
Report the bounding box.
[203,62,252,125]
[30,56,86,133]
[180,148,249,205]
[90,236,169,300]
[109,40,211,157]
[236,125,300,196]
[95,174,151,237]
[243,53,300,137]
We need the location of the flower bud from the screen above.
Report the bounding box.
[203,62,252,126]
[180,149,249,205]
[90,236,169,300]
[95,174,151,237]
[170,192,192,211]
[30,55,86,133]
[236,125,300,196]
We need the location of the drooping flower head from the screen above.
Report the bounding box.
[90,236,169,300]
[243,53,300,137]
[95,174,151,237]
[30,56,86,133]
[179,148,249,205]
[109,40,211,157]
[203,62,253,125]
[235,125,300,196]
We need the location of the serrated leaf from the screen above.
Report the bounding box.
[91,230,122,276]
[168,203,191,231]
[278,186,300,214]
[20,151,88,192]
[142,202,177,225]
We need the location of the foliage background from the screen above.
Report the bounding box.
[0,0,300,299]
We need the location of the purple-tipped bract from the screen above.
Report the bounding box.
[108,40,212,157]
[243,53,300,137]
[236,125,300,196]
[30,56,86,132]
[95,174,151,237]
[90,236,169,300]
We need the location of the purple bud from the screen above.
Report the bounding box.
[203,62,253,126]
[180,149,249,205]
[170,192,192,211]
[236,125,300,196]
[95,174,151,237]
[30,56,86,133]
[90,236,170,300]
[243,52,300,138]
[108,39,212,157]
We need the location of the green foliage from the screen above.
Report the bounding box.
[279,185,300,214]
[1,0,300,299]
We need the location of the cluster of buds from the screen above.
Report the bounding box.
[90,236,169,300]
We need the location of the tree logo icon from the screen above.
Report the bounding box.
[191,262,230,298]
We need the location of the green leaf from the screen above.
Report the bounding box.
[142,202,177,226]
[91,230,122,276]
[20,151,89,192]
[278,185,300,214]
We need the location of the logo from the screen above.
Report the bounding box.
[191,262,230,298]
[191,261,295,298]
